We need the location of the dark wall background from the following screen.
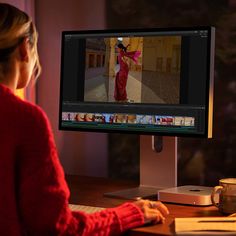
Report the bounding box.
[106,0,236,186]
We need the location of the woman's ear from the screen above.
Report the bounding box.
[18,38,30,62]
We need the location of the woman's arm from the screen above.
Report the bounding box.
[17,103,144,236]
[123,50,141,63]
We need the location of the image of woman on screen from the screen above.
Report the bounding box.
[114,43,141,102]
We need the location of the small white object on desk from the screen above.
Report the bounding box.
[158,185,213,206]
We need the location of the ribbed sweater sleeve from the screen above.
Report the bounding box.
[16,102,144,236]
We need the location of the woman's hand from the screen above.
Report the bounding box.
[133,199,169,224]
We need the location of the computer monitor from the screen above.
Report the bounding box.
[59,27,214,138]
[59,27,215,200]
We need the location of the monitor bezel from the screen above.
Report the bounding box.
[59,26,215,138]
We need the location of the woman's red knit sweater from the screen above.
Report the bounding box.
[0,84,144,236]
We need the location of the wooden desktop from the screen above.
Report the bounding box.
[66,175,221,236]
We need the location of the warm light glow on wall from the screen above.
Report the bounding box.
[15,88,25,99]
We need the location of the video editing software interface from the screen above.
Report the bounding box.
[59,27,214,137]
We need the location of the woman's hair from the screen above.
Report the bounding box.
[117,43,130,52]
[0,3,41,80]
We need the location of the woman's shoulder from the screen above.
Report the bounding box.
[0,84,50,133]
[16,97,52,134]
[17,97,48,124]
[0,86,48,124]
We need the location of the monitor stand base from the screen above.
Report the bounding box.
[103,186,162,200]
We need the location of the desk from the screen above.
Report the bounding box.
[66,175,221,236]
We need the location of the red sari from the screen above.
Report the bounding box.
[114,50,141,101]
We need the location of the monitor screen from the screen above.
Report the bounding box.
[59,27,215,137]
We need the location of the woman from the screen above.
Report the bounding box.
[0,3,169,235]
[114,43,141,102]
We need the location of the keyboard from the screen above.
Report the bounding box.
[69,204,105,214]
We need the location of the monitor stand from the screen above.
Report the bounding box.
[104,135,177,200]
[104,135,213,205]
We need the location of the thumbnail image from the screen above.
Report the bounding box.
[84,113,95,122]
[74,113,86,122]
[62,112,77,121]
[127,114,137,124]
[136,115,155,124]
[156,116,174,125]
[94,114,105,123]
[155,116,162,125]
[83,35,181,105]
[174,116,185,126]
[62,112,71,121]
[114,114,127,123]
[184,117,195,126]
[163,116,174,125]
[104,114,114,123]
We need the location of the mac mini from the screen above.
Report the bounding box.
[158,185,213,206]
